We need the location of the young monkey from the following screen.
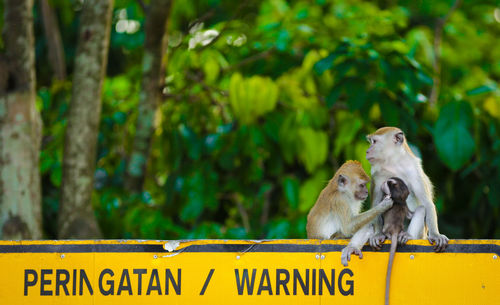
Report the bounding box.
[307,161,393,254]
[383,177,410,305]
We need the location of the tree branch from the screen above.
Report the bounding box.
[40,0,66,80]
[235,197,250,233]
[125,0,173,192]
[188,9,216,30]
[186,71,230,122]
[429,0,462,106]
[222,49,274,72]
[136,0,147,12]
[260,186,273,227]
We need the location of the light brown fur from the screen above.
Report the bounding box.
[307,161,393,240]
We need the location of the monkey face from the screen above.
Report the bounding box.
[365,135,378,162]
[354,180,369,201]
[335,161,370,202]
[337,175,368,201]
[387,177,410,202]
[366,127,405,163]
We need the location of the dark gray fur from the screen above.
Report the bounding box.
[383,177,410,305]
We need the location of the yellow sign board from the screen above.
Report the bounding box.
[0,239,499,304]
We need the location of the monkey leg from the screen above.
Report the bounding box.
[406,205,425,239]
[368,215,386,250]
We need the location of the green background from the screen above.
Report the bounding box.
[4,0,499,239]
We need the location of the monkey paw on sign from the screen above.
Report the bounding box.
[428,233,449,252]
[369,234,386,250]
[397,231,411,244]
[341,245,363,267]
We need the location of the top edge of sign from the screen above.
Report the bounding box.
[0,239,498,255]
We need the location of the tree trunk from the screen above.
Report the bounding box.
[0,0,43,239]
[125,0,173,192]
[59,0,114,239]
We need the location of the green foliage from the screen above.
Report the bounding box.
[229,73,278,124]
[297,128,328,173]
[29,0,500,240]
[434,101,476,170]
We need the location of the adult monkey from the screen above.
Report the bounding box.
[366,127,448,252]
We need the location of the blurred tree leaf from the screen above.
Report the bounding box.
[282,176,299,209]
[483,96,500,119]
[299,169,330,213]
[266,219,290,239]
[333,113,362,156]
[466,84,497,96]
[229,73,278,124]
[434,101,476,171]
[297,128,328,173]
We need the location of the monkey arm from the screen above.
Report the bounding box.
[347,224,373,249]
[340,224,373,266]
[343,197,392,236]
[370,180,389,235]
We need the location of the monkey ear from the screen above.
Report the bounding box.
[338,175,348,187]
[394,132,404,145]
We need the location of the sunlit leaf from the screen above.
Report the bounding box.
[483,96,500,119]
[297,128,328,173]
[229,73,278,124]
[299,169,330,213]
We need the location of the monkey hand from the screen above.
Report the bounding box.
[428,233,449,252]
[379,195,393,210]
[369,233,386,250]
[341,245,363,267]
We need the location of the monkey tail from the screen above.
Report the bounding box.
[385,234,398,305]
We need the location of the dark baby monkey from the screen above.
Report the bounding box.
[383,177,410,305]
